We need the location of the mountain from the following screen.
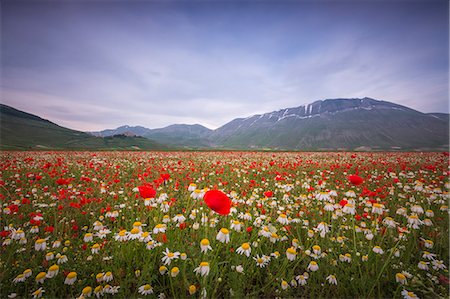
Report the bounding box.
[3,97,448,151]
[210,97,449,150]
[90,125,151,137]
[91,124,212,149]
[0,104,166,150]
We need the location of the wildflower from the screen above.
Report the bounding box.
[312,245,321,255]
[128,227,142,240]
[411,205,424,214]
[138,185,156,199]
[343,203,356,215]
[200,239,212,253]
[253,255,267,267]
[362,255,369,262]
[23,268,32,278]
[153,224,167,234]
[65,272,77,285]
[372,246,384,254]
[88,243,100,254]
[93,285,103,298]
[11,229,25,240]
[286,247,297,261]
[104,285,120,295]
[159,266,168,275]
[82,286,93,297]
[230,220,242,232]
[316,191,331,201]
[326,274,337,285]
[93,221,103,230]
[383,217,397,228]
[103,271,113,282]
[423,239,433,249]
[418,261,429,270]
[235,265,244,273]
[307,261,319,271]
[277,213,289,224]
[324,203,335,211]
[372,203,384,214]
[34,238,46,251]
[296,273,308,285]
[432,260,447,270]
[236,242,251,257]
[423,219,433,226]
[348,175,363,185]
[203,190,231,215]
[45,252,54,261]
[84,233,93,242]
[170,267,180,277]
[401,289,419,299]
[181,253,187,260]
[407,214,422,229]
[31,287,45,298]
[138,284,154,295]
[340,253,352,263]
[161,248,180,265]
[35,272,46,283]
[345,190,356,197]
[140,231,152,242]
[422,251,436,260]
[146,240,158,250]
[396,273,407,285]
[114,230,128,242]
[194,262,210,277]
[172,214,186,223]
[259,226,272,238]
[216,228,230,243]
[281,280,289,290]
[52,240,61,248]
[316,222,329,237]
[425,210,434,217]
[46,265,59,278]
[188,285,197,295]
[13,274,26,283]
[270,251,280,259]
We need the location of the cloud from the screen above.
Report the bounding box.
[2,0,448,132]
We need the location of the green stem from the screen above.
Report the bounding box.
[366,239,402,297]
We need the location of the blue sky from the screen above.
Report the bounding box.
[2,0,448,131]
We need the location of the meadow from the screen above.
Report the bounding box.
[0,151,448,298]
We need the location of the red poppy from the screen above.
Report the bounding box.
[138,185,156,199]
[263,191,273,198]
[203,190,231,215]
[348,175,363,186]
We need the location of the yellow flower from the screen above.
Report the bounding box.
[286,247,297,261]
[188,285,197,295]
[170,267,180,277]
[64,271,77,285]
[82,286,92,296]
[35,272,46,283]
[236,242,251,257]
[395,273,407,285]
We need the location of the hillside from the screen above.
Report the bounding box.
[210,98,449,150]
[0,104,166,150]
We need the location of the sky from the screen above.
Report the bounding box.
[1,0,449,131]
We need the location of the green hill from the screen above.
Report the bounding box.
[0,104,166,150]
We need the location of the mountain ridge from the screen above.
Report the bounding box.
[0,104,166,150]
[2,98,449,150]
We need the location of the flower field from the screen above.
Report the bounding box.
[0,151,449,298]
